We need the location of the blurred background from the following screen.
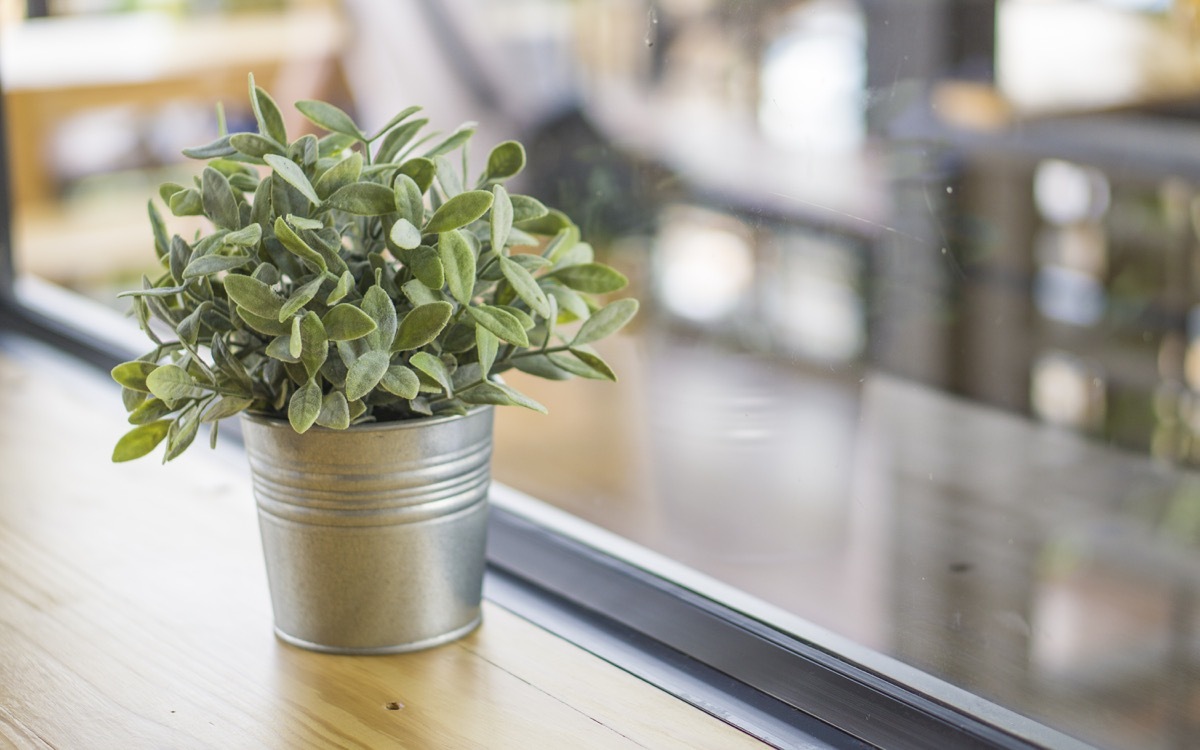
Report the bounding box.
[3,0,1200,747]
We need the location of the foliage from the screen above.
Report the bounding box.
[112,76,637,462]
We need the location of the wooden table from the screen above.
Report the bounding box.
[0,336,765,749]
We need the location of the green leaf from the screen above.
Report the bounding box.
[476,325,499,377]
[112,421,172,462]
[389,218,422,250]
[326,182,396,216]
[438,230,477,305]
[127,397,174,425]
[499,255,551,318]
[111,361,158,392]
[467,304,530,347]
[393,174,425,225]
[224,224,262,246]
[490,184,514,252]
[146,364,208,405]
[485,141,526,181]
[573,298,639,345]
[201,167,240,230]
[369,105,423,142]
[362,285,398,352]
[148,201,170,259]
[273,216,326,273]
[182,253,252,279]
[295,99,365,140]
[434,155,464,198]
[423,122,476,158]
[513,354,572,380]
[405,246,443,290]
[458,381,547,413]
[425,190,494,234]
[164,408,201,462]
[230,132,286,159]
[510,194,549,224]
[313,152,363,199]
[398,157,436,194]
[288,214,324,231]
[554,240,595,269]
[517,207,573,236]
[402,278,441,307]
[168,188,204,217]
[376,118,428,163]
[201,395,254,423]
[497,304,536,330]
[315,390,350,429]
[542,226,579,263]
[264,154,320,206]
[236,306,291,336]
[345,350,390,401]
[223,274,284,319]
[250,80,288,145]
[550,350,614,380]
[319,132,358,157]
[392,301,453,352]
[380,365,420,398]
[288,379,323,434]
[545,263,628,294]
[298,311,328,377]
[547,283,590,321]
[279,275,326,321]
[322,304,377,341]
[182,134,236,160]
[266,335,301,363]
[409,352,453,395]
[289,316,303,358]
[326,270,354,305]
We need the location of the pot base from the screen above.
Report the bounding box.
[273,612,483,655]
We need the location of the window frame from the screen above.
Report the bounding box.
[0,67,1090,750]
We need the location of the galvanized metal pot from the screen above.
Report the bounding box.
[240,406,493,654]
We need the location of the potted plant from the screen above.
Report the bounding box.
[110,76,637,654]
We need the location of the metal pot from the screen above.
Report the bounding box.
[240,406,493,654]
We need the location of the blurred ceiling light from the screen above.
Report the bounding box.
[1031,352,1105,429]
[1033,159,1111,226]
[758,0,865,152]
[998,0,1192,111]
[656,208,754,323]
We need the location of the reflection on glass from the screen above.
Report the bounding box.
[6,0,1200,747]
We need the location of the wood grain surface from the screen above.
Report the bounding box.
[0,338,764,749]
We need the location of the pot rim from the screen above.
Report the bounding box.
[241,404,492,433]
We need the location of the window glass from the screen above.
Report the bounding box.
[5,1,1200,747]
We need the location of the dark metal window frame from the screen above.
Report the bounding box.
[0,71,1088,750]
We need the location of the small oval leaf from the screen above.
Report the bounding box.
[264,154,321,206]
[425,190,494,234]
[288,379,323,434]
[326,182,397,216]
[392,301,454,352]
[572,298,639,345]
[295,100,365,140]
[322,304,378,341]
[112,421,172,462]
[345,350,390,401]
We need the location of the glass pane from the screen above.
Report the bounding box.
[6,0,1200,747]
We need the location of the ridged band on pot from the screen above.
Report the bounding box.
[241,406,493,654]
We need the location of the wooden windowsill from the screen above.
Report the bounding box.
[0,336,766,749]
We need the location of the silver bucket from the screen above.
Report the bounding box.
[241,406,493,654]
